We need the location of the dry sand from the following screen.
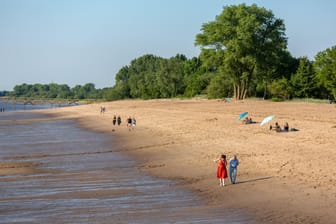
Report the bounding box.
[8,99,336,223]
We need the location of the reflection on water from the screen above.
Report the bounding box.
[0,112,252,223]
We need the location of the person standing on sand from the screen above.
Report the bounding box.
[112,115,117,126]
[117,115,122,126]
[100,106,106,115]
[131,117,136,130]
[127,116,132,131]
[214,154,228,186]
[229,155,239,184]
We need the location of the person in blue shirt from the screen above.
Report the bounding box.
[229,155,239,184]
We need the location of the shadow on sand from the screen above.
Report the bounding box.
[235,176,273,185]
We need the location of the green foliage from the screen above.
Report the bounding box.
[10,83,101,100]
[255,82,266,98]
[290,57,317,98]
[314,46,336,99]
[207,72,233,99]
[271,97,284,102]
[195,3,287,100]
[269,77,292,100]
[184,72,211,97]
[110,54,202,100]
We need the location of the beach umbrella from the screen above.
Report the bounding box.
[238,111,248,120]
[260,115,275,126]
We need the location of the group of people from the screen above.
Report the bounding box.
[214,154,239,186]
[269,122,289,132]
[126,116,136,131]
[112,115,122,126]
[242,117,254,124]
[112,115,136,131]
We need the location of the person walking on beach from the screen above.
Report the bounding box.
[131,117,136,130]
[127,116,132,131]
[100,106,106,115]
[214,154,228,186]
[229,155,239,184]
[112,115,117,126]
[117,115,122,126]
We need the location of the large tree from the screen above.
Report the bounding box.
[195,4,287,99]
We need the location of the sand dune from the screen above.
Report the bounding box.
[33,99,336,223]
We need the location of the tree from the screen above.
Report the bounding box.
[111,54,188,100]
[256,50,298,99]
[290,57,316,98]
[13,83,31,97]
[113,66,131,99]
[195,4,287,99]
[314,46,336,99]
[157,54,186,98]
[127,54,162,98]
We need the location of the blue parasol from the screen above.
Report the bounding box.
[238,111,248,120]
[260,115,275,126]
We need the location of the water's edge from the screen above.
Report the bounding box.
[0,111,252,223]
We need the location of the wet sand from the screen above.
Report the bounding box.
[3,99,336,223]
[0,112,251,223]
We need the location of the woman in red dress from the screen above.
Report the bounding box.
[214,154,228,186]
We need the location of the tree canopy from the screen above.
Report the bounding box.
[105,54,203,100]
[195,3,287,100]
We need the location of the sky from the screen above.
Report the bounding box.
[0,0,335,91]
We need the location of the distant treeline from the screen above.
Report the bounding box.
[6,83,107,100]
[103,50,335,101]
[3,4,336,101]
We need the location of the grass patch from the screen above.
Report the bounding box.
[290,98,330,104]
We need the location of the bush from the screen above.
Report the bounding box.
[271,97,284,102]
[269,78,292,100]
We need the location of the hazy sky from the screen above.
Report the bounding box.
[1,0,335,91]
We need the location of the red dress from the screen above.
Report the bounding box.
[217,159,228,178]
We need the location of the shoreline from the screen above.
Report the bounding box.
[36,99,336,223]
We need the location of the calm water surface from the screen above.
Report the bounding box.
[0,100,77,112]
[0,112,252,223]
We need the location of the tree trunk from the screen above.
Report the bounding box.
[236,85,240,100]
[242,88,247,99]
[263,81,267,100]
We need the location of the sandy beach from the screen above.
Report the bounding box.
[5,99,335,223]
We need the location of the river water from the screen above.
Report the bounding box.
[0,100,76,112]
[0,111,252,223]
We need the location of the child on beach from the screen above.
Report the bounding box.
[214,154,228,186]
